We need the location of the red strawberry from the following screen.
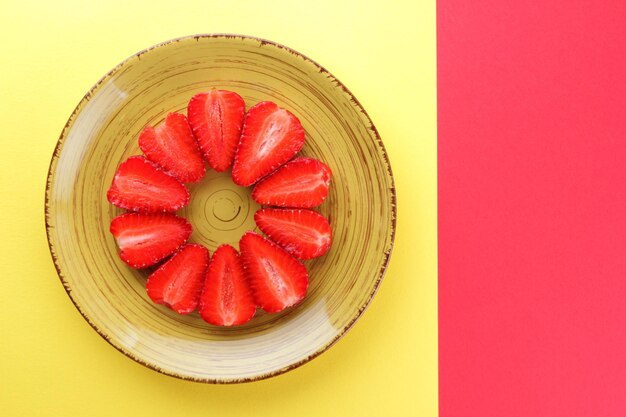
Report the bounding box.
[106,156,190,213]
[252,157,332,208]
[138,113,206,183]
[232,101,305,186]
[239,232,309,313]
[254,208,332,260]
[199,245,256,326]
[109,212,192,268]
[187,90,245,172]
[146,244,210,314]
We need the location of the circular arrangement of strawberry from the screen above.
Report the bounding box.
[107,90,332,326]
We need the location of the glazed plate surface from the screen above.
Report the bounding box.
[45,35,396,382]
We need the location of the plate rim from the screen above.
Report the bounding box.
[44,33,397,384]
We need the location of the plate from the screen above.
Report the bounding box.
[45,34,396,383]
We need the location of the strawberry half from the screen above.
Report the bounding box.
[106,156,190,213]
[146,244,210,314]
[138,113,206,183]
[110,212,192,268]
[239,231,309,313]
[252,157,332,208]
[199,244,256,326]
[255,208,332,260]
[187,90,245,172]
[232,101,305,186]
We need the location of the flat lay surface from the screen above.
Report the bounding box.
[6,0,623,415]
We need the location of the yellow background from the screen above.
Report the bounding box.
[0,1,436,416]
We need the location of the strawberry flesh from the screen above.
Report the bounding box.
[252,157,331,208]
[138,113,206,183]
[239,231,308,313]
[146,244,210,314]
[110,212,192,268]
[106,156,190,213]
[255,208,332,260]
[187,90,245,172]
[232,101,305,186]
[199,244,256,326]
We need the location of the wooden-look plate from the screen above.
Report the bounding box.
[45,34,396,383]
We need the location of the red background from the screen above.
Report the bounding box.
[438,1,626,416]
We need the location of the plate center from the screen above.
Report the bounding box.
[181,169,260,251]
[210,189,242,223]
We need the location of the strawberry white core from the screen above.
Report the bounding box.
[220,267,236,326]
[261,257,298,306]
[115,231,155,249]
[164,268,194,306]
[278,173,326,195]
[154,124,179,158]
[117,176,167,197]
[258,110,290,158]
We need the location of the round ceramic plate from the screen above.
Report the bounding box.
[45,34,396,383]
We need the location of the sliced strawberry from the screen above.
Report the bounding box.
[106,156,190,213]
[199,245,256,326]
[187,90,245,172]
[239,231,309,313]
[252,157,332,208]
[138,113,206,183]
[232,101,305,186]
[255,208,332,260]
[109,212,192,268]
[146,244,210,314]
